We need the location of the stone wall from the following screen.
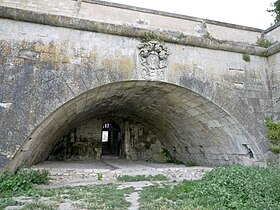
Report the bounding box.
[265,24,280,43]
[0,0,280,170]
[267,51,280,164]
[0,17,272,169]
[48,119,102,161]
[123,121,164,162]
[0,0,262,44]
[48,118,165,162]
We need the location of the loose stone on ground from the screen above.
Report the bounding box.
[33,159,211,188]
[4,159,212,210]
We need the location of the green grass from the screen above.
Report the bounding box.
[2,165,280,210]
[24,184,134,209]
[184,164,280,210]
[0,184,134,209]
[0,168,49,197]
[117,174,169,182]
[139,184,203,210]
[0,198,22,209]
[140,164,280,210]
[0,169,134,209]
[55,185,134,209]
[21,202,57,210]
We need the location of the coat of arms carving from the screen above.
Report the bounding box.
[138,41,168,80]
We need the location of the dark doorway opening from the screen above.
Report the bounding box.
[101,122,121,157]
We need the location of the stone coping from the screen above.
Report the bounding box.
[0,6,279,57]
[264,22,280,34]
[82,0,263,32]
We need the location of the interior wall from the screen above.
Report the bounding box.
[48,118,102,161]
[47,117,165,162]
[123,121,164,162]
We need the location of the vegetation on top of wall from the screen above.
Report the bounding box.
[140,32,161,43]
[256,37,273,48]
[267,0,280,24]
[265,117,280,153]
[242,53,251,62]
[260,49,269,57]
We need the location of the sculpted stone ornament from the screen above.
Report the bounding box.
[138,41,168,80]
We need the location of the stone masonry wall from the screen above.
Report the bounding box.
[123,121,164,162]
[0,0,280,169]
[265,24,280,43]
[48,118,102,161]
[0,18,272,167]
[0,0,262,44]
[48,118,164,162]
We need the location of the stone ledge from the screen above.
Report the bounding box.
[1,6,275,57]
[82,0,263,32]
[267,42,280,56]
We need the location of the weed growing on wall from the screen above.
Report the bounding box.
[140,32,161,43]
[256,37,273,48]
[242,53,251,62]
[265,117,280,153]
[161,148,183,164]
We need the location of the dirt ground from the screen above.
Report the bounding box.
[33,156,212,187]
[4,157,212,210]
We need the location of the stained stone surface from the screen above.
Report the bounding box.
[0,0,279,171]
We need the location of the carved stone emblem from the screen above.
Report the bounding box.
[138,41,168,80]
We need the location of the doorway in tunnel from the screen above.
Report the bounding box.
[8,81,264,172]
[101,122,121,157]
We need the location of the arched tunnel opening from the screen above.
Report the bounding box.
[9,81,262,171]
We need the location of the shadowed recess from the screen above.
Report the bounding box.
[8,81,262,171]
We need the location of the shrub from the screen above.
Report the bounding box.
[183,164,280,209]
[0,169,49,197]
[265,117,280,153]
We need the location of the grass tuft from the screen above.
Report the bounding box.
[117,174,168,182]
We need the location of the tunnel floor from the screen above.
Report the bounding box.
[32,157,212,187]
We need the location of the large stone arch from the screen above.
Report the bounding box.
[0,16,272,171]
[8,80,264,172]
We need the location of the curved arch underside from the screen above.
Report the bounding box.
[9,81,263,171]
